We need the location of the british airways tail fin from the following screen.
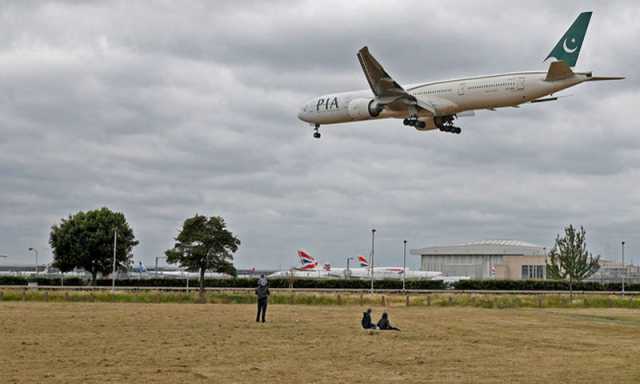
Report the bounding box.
[357,255,369,267]
[297,249,318,270]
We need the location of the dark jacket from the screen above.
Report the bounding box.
[377,313,400,331]
[255,278,270,299]
[361,311,375,329]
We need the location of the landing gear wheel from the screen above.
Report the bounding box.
[313,131,321,139]
[403,118,409,126]
[454,127,462,134]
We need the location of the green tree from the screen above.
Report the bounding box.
[50,207,138,285]
[546,225,600,299]
[165,214,240,296]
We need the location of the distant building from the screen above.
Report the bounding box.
[411,240,547,280]
[587,259,640,284]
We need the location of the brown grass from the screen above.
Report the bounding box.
[1,302,640,383]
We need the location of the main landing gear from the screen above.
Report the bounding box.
[313,124,321,139]
[403,117,426,129]
[440,125,462,134]
[435,115,462,135]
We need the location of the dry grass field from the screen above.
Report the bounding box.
[2,302,640,383]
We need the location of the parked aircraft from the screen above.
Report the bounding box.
[286,250,442,280]
[298,12,623,138]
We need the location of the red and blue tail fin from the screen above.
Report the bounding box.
[357,255,369,267]
[297,249,318,270]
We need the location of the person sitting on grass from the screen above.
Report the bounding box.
[376,312,400,331]
[361,308,377,329]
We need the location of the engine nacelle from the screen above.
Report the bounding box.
[348,98,384,120]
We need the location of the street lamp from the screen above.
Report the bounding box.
[155,256,167,277]
[403,240,407,292]
[28,248,38,275]
[112,229,117,292]
[622,241,626,297]
[370,229,376,294]
[543,247,547,279]
[346,257,354,279]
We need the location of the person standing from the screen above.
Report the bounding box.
[255,274,270,323]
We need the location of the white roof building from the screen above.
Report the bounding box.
[411,240,547,280]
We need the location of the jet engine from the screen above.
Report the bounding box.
[348,98,384,120]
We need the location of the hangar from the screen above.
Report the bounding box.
[411,240,547,280]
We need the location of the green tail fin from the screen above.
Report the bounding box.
[545,12,592,67]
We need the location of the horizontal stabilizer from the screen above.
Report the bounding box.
[545,61,574,81]
[585,76,625,81]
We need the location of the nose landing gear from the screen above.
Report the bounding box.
[313,124,321,139]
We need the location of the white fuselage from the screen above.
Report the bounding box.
[269,266,442,280]
[298,71,586,125]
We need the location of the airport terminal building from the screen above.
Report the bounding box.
[411,240,547,280]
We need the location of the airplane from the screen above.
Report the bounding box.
[130,261,231,279]
[297,12,623,138]
[354,255,443,280]
[291,250,442,280]
[132,261,147,273]
[267,269,335,279]
[267,250,335,279]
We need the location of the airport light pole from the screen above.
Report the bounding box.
[403,240,407,292]
[370,228,376,294]
[622,241,625,297]
[346,257,354,279]
[28,248,38,275]
[155,256,167,277]
[111,229,117,292]
[543,247,547,279]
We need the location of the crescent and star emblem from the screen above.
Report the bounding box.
[563,37,578,53]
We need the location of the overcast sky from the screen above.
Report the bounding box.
[1,0,639,270]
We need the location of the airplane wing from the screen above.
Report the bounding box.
[357,46,435,115]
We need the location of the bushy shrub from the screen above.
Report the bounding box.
[91,277,445,289]
[0,276,84,286]
[6,275,637,292]
[453,279,640,291]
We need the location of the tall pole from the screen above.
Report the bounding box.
[155,256,159,278]
[622,241,625,297]
[543,247,547,279]
[346,257,352,279]
[370,228,376,294]
[28,248,38,275]
[403,240,407,292]
[112,229,117,292]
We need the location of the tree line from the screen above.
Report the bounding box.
[48,208,601,298]
[49,207,240,295]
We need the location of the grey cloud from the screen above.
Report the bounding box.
[1,0,639,269]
